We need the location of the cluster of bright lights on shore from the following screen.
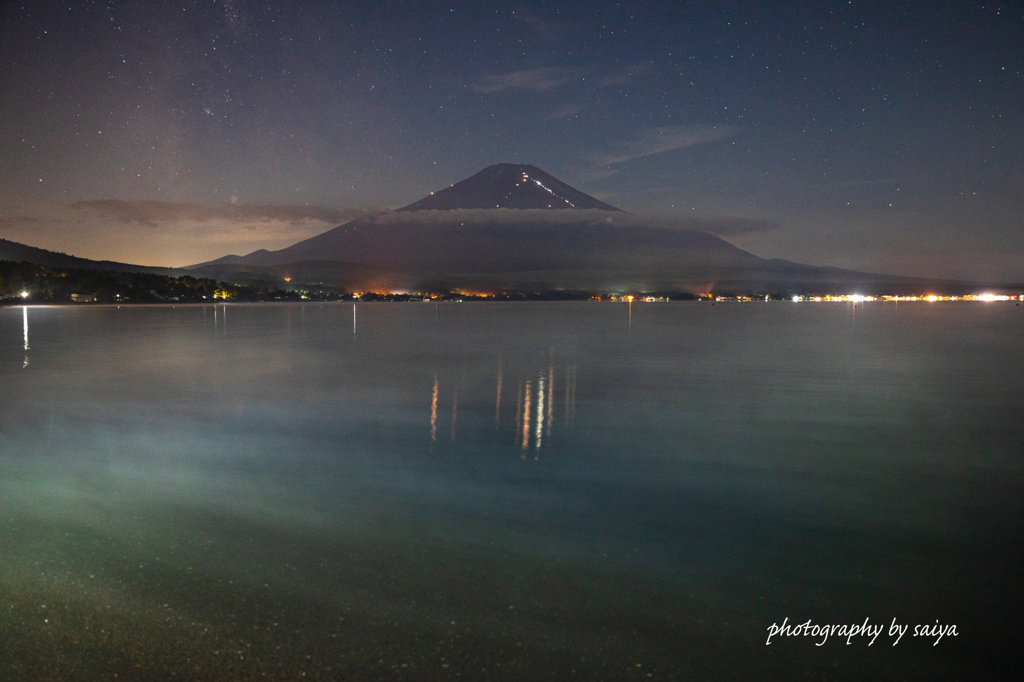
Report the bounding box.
[609,295,671,302]
[787,294,1022,302]
[9,289,1021,304]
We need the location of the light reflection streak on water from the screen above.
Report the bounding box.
[426,353,575,457]
[514,383,522,438]
[546,365,554,437]
[521,380,532,454]
[535,375,545,452]
[429,375,438,442]
[22,305,29,368]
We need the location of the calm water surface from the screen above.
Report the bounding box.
[1,302,1021,680]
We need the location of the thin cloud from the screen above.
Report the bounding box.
[70,200,368,227]
[474,62,653,95]
[472,67,583,93]
[373,208,778,236]
[595,125,739,166]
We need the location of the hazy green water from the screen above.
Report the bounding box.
[1,301,1021,680]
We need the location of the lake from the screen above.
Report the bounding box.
[1,301,1021,680]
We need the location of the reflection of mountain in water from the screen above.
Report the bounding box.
[428,351,578,459]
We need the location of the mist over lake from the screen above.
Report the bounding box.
[2,302,1021,680]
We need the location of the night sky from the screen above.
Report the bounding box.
[1,1,1020,282]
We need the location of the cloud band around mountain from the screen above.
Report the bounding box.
[373,207,777,236]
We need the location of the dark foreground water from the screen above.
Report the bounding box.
[1,301,1021,681]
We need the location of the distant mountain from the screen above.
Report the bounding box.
[397,163,623,211]
[0,238,180,276]
[188,163,752,275]
[0,237,393,292]
[188,163,981,294]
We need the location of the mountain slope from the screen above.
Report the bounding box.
[203,215,760,273]
[1,238,180,276]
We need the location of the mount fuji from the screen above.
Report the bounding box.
[184,164,956,295]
